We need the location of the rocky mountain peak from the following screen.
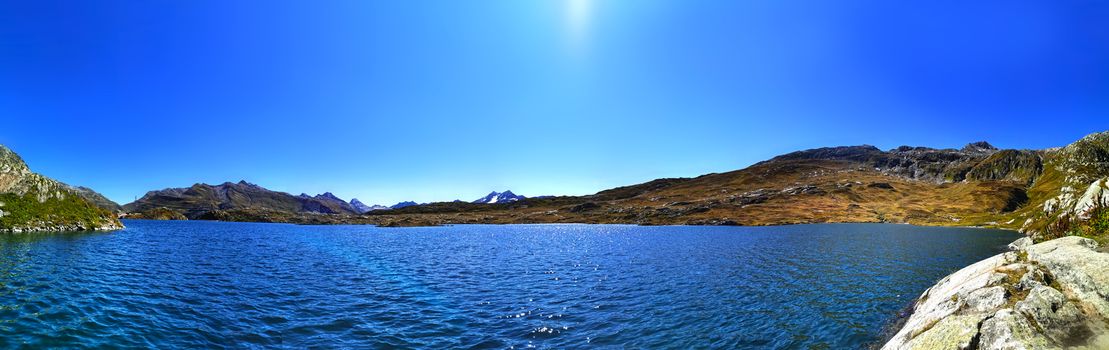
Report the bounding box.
[350,198,370,213]
[958,140,1002,153]
[962,141,997,152]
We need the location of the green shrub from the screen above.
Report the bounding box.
[0,192,117,230]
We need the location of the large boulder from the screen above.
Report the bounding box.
[881,236,1109,350]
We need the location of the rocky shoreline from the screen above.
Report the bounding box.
[880,236,1109,349]
[0,221,123,234]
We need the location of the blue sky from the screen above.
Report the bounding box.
[1,1,1108,206]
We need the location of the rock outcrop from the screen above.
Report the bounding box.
[881,236,1109,350]
[1014,131,1109,238]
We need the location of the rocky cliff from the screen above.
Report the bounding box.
[881,237,1109,350]
[0,145,122,233]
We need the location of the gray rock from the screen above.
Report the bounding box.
[1016,269,1045,291]
[883,236,1109,350]
[1072,178,1109,219]
[1026,236,1109,319]
[978,309,1053,350]
[964,286,1006,313]
[988,272,1010,286]
[901,314,986,350]
[1008,237,1033,251]
[1014,286,1091,345]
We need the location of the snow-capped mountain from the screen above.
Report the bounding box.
[472,190,525,204]
[350,198,389,213]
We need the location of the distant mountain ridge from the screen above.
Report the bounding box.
[472,190,525,204]
[123,181,359,219]
[390,201,420,209]
[350,198,388,213]
[299,192,357,214]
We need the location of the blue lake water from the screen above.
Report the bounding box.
[0,220,1020,349]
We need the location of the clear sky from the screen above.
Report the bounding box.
[1,1,1108,206]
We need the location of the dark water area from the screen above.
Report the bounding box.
[0,220,1020,349]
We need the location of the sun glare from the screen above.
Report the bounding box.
[566,0,592,50]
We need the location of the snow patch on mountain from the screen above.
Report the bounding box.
[472,190,525,204]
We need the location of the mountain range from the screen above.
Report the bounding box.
[122,181,365,219]
[12,130,1108,238]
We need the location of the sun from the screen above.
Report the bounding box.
[566,0,592,48]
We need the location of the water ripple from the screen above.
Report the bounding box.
[0,221,1018,349]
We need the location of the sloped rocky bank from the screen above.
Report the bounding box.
[881,236,1109,349]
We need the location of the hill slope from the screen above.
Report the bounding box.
[0,145,123,233]
[364,132,1109,233]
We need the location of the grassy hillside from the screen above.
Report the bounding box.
[360,132,1109,232]
[0,192,120,232]
[364,158,1031,227]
